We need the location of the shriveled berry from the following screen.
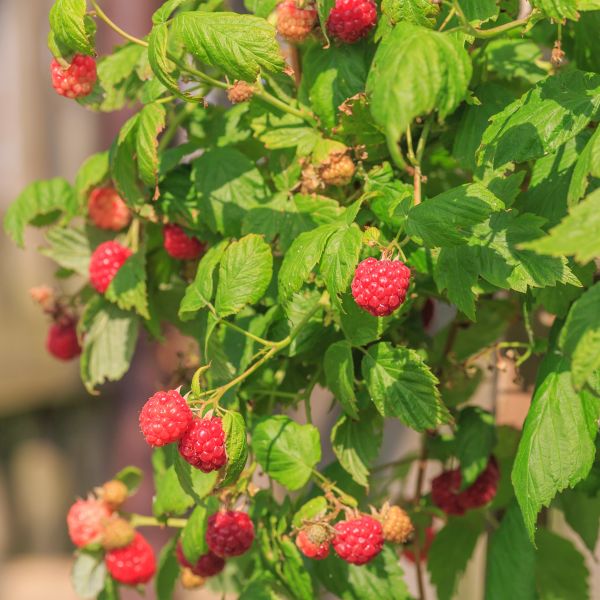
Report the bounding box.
[319,152,356,186]
[380,505,414,544]
[175,541,225,577]
[51,54,97,99]
[404,527,435,563]
[46,321,81,360]
[88,187,131,231]
[181,568,205,589]
[227,81,255,104]
[102,517,136,550]
[105,532,156,586]
[431,457,499,516]
[277,0,318,42]
[163,224,205,260]
[89,241,132,294]
[296,524,331,560]
[332,515,383,565]
[67,498,112,548]
[99,480,129,510]
[139,390,193,447]
[206,511,255,558]
[327,0,377,43]
[351,257,411,317]
[178,417,226,473]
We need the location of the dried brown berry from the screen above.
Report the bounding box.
[227,81,255,104]
[99,480,129,510]
[180,567,206,590]
[319,152,356,186]
[101,517,136,550]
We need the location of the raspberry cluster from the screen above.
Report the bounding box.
[351,257,411,317]
[89,241,132,293]
[326,0,377,43]
[176,542,225,577]
[431,457,500,515]
[332,515,383,565]
[163,224,205,260]
[105,532,156,586]
[88,187,131,231]
[51,54,97,99]
[277,0,318,42]
[206,510,255,557]
[46,321,81,360]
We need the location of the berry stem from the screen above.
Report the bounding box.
[449,0,530,39]
[312,469,358,508]
[217,316,278,347]
[128,514,187,528]
[413,440,428,600]
[386,135,408,171]
[90,0,149,47]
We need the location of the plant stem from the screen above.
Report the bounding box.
[255,84,318,125]
[218,318,277,347]
[90,0,148,47]
[413,166,422,205]
[158,103,196,152]
[413,440,428,600]
[129,514,187,528]
[386,135,407,170]
[449,1,530,39]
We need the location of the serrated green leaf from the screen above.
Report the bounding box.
[110,114,146,205]
[155,536,179,600]
[152,446,194,517]
[435,246,478,320]
[337,293,390,346]
[153,0,189,24]
[220,411,248,487]
[113,466,143,493]
[215,234,273,316]
[136,103,166,188]
[105,252,150,319]
[97,575,120,600]
[559,488,600,553]
[484,39,549,84]
[458,0,499,23]
[253,415,321,490]
[324,341,358,418]
[278,538,314,600]
[531,0,579,20]
[367,22,472,141]
[71,552,107,600]
[174,452,218,502]
[362,342,450,431]
[568,125,600,204]
[49,0,94,56]
[75,152,110,206]
[381,0,439,28]
[455,407,496,486]
[171,12,285,81]
[180,504,210,562]
[512,351,600,540]
[292,496,328,528]
[3,178,76,247]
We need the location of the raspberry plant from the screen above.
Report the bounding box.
[4,0,600,598]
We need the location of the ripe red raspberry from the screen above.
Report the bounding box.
[296,524,331,560]
[326,0,377,43]
[163,224,205,260]
[50,54,97,99]
[139,390,193,447]
[277,0,318,42]
[178,417,226,472]
[351,257,411,317]
[332,515,383,565]
[319,152,356,186]
[88,187,131,231]
[206,511,255,558]
[105,532,156,586]
[379,504,414,544]
[404,527,435,563]
[175,542,225,577]
[46,321,81,360]
[431,457,499,515]
[66,498,112,548]
[89,241,132,294]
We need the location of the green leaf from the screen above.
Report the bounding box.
[3,178,76,247]
[278,538,314,600]
[152,446,194,517]
[367,22,472,141]
[427,513,485,600]
[180,504,210,562]
[215,234,273,316]
[435,246,478,320]
[105,252,150,319]
[155,536,179,600]
[80,299,139,393]
[113,466,143,493]
[278,224,338,301]
[362,342,450,431]
[253,415,321,490]
[407,183,504,247]
[110,114,146,205]
[484,39,549,84]
[220,411,248,487]
[559,282,600,389]
[71,552,107,599]
[535,529,589,600]
[292,496,328,528]
[244,0,279,17]
[173,452,218,502]
[41,226,106,276]
[136,103,166,188]
[458,0,499,23]
[455,407,496,486]
[337,293,390,346]
[478,70,600,170]
[381,0,440,28]
[324,341,358,418]
[320,225,362,304]
[568,124,600,204]
[559,488,600,553]
[171,12,285,81]
[75,152,110,205]
[485,501,536,600]
[331,410,382,487]
[49,0,94,56]
[98,576,120,600]
[153,0,189,24]
[522,188,600,263]
[512,351,600,540]
[531,0,579,20]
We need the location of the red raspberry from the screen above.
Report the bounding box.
[178,417,226,473]
[89,241,132,294]
[296,525,331,560]
[105,532,156,586]
[163,224,205,260]
[431,457,499,515]
[176,541,225,577]
[206,511,255,558]
[66,498,112,548]
[277,0,318,42]
[404,527,435,563]
[351,257,411,317]
[326,0,377,43]
[46,321,81,360]
[88,187,131,231]
[332,515,383,565]
[139,390,193,447]
[51,54,97,99]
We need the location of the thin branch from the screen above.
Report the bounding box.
[90,0,148,47]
